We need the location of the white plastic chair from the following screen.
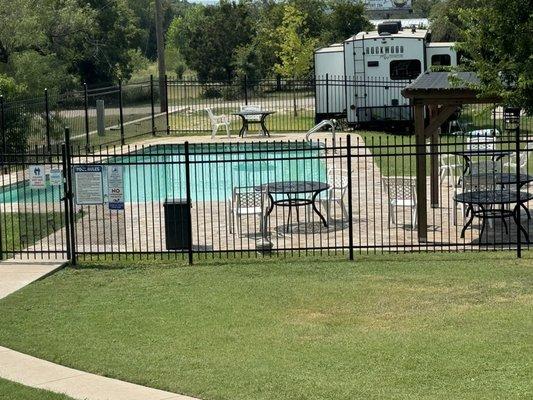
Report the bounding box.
[323,168,349,221]
[205,108,230,139]
[503,142,533,172]
[439,154,463,185]
[382,177,417,230]
[229,186,268,237]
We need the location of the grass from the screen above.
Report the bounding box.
[1,212,66,256]
[0,378,74,400]
[0,252,531,399]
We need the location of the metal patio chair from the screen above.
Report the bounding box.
[382,176,417,230]
[229,186,268,237]
[205,108,231,139]
[322,168,349,222]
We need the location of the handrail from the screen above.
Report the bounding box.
[305,119,337,144]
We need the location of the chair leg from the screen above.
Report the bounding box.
[211,125,218,139]
[412,207,417,230]
[225,124,230,138]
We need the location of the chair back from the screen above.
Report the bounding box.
[439,153,462,168]
[232,186,267,209]
[462,174,497,191]
[470,160,502,175]
[381,177,416,201]
[467,137,496,152]
[327,168,349,199]
[205,108,216,122]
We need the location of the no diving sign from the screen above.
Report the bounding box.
[28,165,46,189]
[107,165,124,210]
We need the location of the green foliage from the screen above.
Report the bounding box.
[325,0,372,44]
[273,4,318,79]
[167,2,253,82]
[429,0,481,42]
[456,0,533,112]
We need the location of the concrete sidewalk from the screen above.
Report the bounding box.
[0,260,67,299]
[0,260,200,400]
[0,346,198,400]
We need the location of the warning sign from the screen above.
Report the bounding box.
[107,165,124,210]
[28,165,46,189]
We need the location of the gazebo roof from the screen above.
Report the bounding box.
[402,71,497,104]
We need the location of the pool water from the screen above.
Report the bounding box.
[1,143,327,203]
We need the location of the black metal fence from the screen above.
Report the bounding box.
[1,128,531,262]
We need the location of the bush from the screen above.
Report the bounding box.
[201,86,222,99]
[220,85,242,101]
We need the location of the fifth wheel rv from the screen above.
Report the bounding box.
[314,21,457,128]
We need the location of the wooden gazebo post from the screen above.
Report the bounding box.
[403,72,500,244]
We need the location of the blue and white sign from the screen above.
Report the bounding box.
[107,165,124,210]
[28,165,46,189]
[50,168,63,186]
[74,165,104,205]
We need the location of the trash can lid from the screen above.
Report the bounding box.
[164,198,188,205]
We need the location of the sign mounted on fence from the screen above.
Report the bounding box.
[74,165,104,205]
[28,165,46,189]
[107,165,124,210]
[50,169,63,186]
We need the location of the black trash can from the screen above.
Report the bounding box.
[163,199,190,250]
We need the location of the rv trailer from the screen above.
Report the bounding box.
[314,21,457,129]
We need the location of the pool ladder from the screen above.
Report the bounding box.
[305,119,337,148]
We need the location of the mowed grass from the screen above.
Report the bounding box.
[0,378,74,400]
[0,253,531,399]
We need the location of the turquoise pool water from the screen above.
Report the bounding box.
[1,143,327,203]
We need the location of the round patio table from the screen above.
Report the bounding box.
[454,189,533,241]
[232,111,276,137]
[256,181,330,232]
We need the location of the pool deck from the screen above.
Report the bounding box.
[6,131,530,259]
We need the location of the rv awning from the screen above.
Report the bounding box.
[402,71,500,104]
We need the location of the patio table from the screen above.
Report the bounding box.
[256,181,330,233]
[232,110,275,137]
[454,189,533,241]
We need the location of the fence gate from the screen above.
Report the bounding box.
[0,145,72,261]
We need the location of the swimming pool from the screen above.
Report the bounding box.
[0,142,327,203]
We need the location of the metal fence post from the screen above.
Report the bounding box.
[83,83,90,150]
[244,74,248,105]
[165,75,170,135]
[184,141,193,265]
[346,134,354,260]
[325,73,329,115]
[63,127,76,265]
[118,80,125,145]
[515,121,521,258]
[150,75,156,135]
[44,89,51,155]
[0,95,6,174]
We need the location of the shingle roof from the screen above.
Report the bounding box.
[403,71,479,93]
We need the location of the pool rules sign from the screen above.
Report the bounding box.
[107,165,124,210]
[74,165,104,205]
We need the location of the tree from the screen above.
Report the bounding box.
[168,2,253,82]
[325,0,372,44]
[274,4,318,116]
[429,0,481,42]
[456,0,533,111]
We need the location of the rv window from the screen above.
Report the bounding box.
[367,61,379,67]
[431,54,451,66]
[390,59,422,80]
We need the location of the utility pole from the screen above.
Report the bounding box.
[155,0,167,112]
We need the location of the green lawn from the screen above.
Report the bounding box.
[1,212,66,257]
[0,253,531,399]
[0,378,74,400]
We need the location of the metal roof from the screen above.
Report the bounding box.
[346,29,428,42]
[403,71,480,92]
